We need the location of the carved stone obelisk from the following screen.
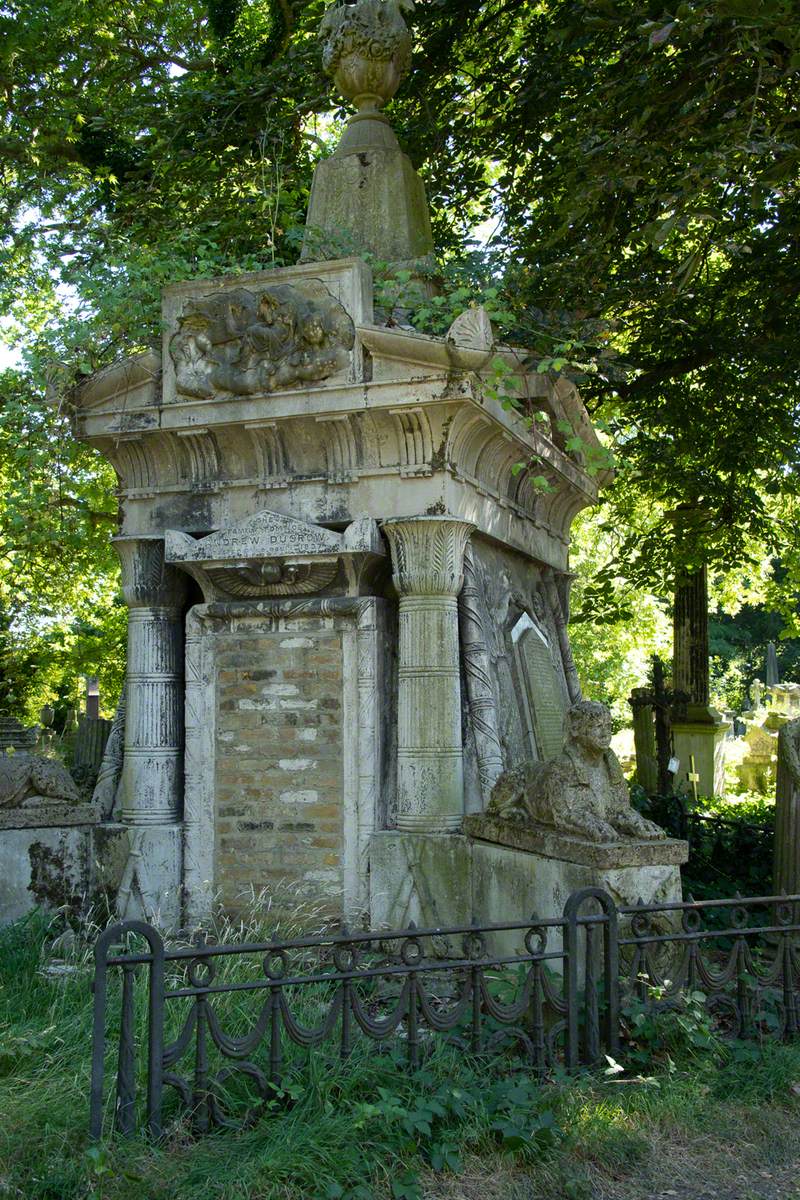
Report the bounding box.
[303,0,435,274]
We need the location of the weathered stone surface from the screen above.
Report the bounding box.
[167,509,345,563]
[510,611,569,761]
[0,802,100,830]
[367,827,685,962]
[775,717,800,899]
[464,813,688,868]
[488,701,667,843]
[470,839,684,960]
[115,824,183,927]
[0,827,91,925]
[383,516,474,833]
[447,307,494,352]
[169,282,354,401]
[114,538,186,831]
[671,708,729,796]
[0,752,82,809]
[319,0,414,107]
[369,831,472,931]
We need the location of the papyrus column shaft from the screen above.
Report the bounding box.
[115,538,187,827]
[383,516,475,833]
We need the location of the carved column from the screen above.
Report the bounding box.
[775,719,800,903]
[673,562,710,706]
[382,516,475,832]
[670,508,728,796]
[115,537,187,826]
[459,546,504,804]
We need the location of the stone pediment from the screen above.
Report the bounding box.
[166,510,347,565]
[165,511,384,600]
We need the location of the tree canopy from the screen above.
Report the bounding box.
[1,0,798,715]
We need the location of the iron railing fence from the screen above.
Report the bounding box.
[89,886,800,1140]
[644,793,774,896]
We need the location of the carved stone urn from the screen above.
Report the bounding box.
[319,0,414,117]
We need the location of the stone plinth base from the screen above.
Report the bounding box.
[0,803,102,925]
[672,705,729,796]
[468,815,687,958]
[463,815,688,869]
[0,802,100,831]
[0,806,182,929]
[369,823,688,964]
[369,832,472,931]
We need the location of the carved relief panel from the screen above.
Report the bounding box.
[169,282,355,401]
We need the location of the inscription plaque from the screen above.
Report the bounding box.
[511,613,568,761]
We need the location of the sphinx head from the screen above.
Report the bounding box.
[566,700,613,756]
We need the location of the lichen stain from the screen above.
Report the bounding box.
[27,841,81,915]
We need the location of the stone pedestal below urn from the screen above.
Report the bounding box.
[370,820,687,962]
[672,704,729,797]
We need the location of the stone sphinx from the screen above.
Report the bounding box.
[0,752,82,809]
[488,700,666,843]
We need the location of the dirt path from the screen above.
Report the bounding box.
[425,1118,800,1200]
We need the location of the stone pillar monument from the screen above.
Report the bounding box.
[114,537,187,923]
[670,512,728,796]
[775,718,800,903]
[383,516,475,832]
[303,0,435,275]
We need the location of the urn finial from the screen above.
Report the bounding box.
[319,0,415,118]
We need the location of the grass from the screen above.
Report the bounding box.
[1,906,799,1200]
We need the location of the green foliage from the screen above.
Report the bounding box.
[622,984,721,1067]
[3,908,800,1199]
[1,0,799,709]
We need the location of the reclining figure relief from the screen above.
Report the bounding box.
[0,752,83,809]
[488,700,666,843]
[170,283,355,400]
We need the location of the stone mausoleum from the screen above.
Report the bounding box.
[0,0,686,935]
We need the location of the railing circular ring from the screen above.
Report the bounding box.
[731,905,749,930]
[462,931,486,960]
[188,957,216,989]
[263,949,288,980]
[333,942,361,972]
[401,936,423,967]
[682,908,703,934]
[775,901,793,927]
[631,912,653,939]
[524,926,547,956]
